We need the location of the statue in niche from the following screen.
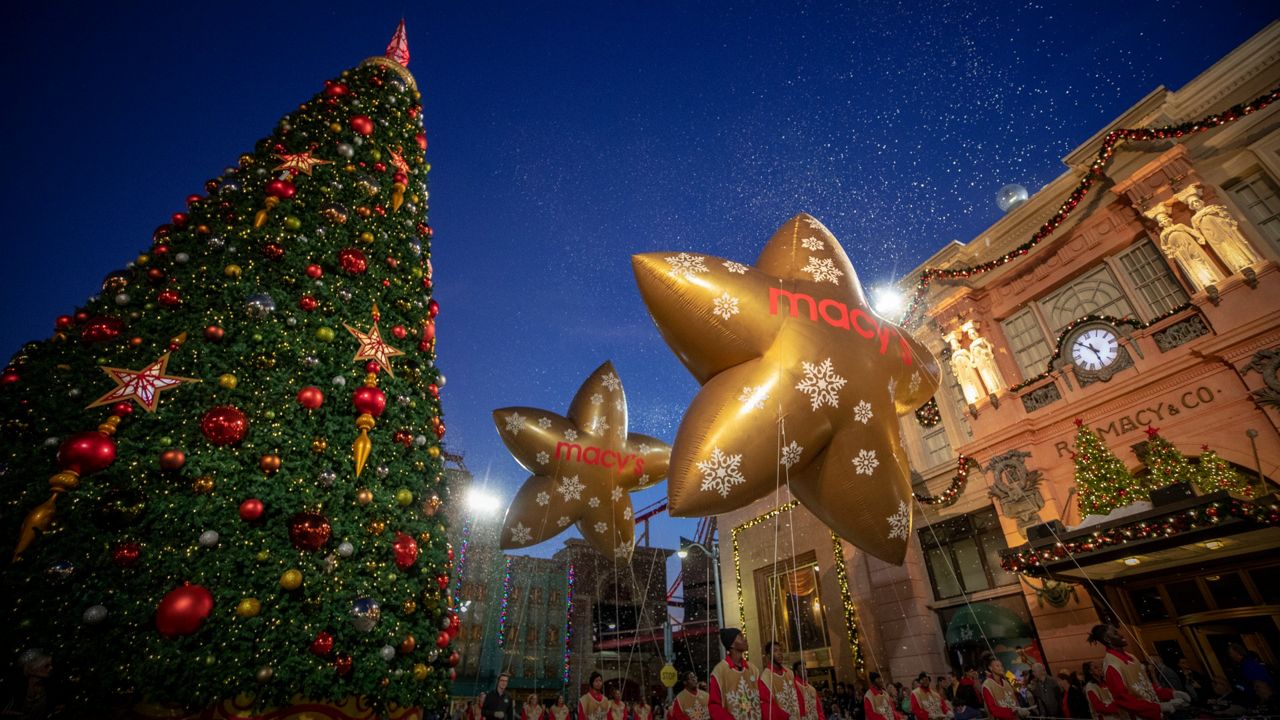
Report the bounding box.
[946,332,984,405]
[1149,208,1223,292]
[1182,187,1261,274]
[964,322,1004,395]
[986,449,1045,531]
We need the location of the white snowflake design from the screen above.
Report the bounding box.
[853,400,873,424]
[611,486,624,501]
[590,416,609,434]
[909,372,921,394]
[622,506,633,520]
[600,372,622,392]
[536,491,551,506]
[593,521,609,534]
[637,443,652,455]
[614,540,634,559]
[696,447,746,498]
[613,398,625,411]
[588,496,600,508]
[510,522,533,544]
[801,236,825,251]
[504,412,526,434]
[780,440,804,468]
[564,429,579,441]
[801,256,844,284]
[722,260,749,274]
[712,292,740,320]
[665,253,709,278]
[852,449,879,475]
[557,516,571,528]
[803,216,825,229]
[795,358,847,410]
[536,450,550,465]
[557,475,585,502]
[538,417,552,429]
[738,385,769,411]
[637,474,651,486]
[725,681,762,720]
[886,501,910,541]
[590,393,604,406]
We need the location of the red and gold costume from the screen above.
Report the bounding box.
[909,687,950,720]
[472,705,486,720]
[710,654,762,720]
[670,688,711,720]
[980,676,1020,720]
[633,705,652,720]
[864,688,895,720]
[551,704,571,720]
[1085,680,1123,720]
[794,677,824,720]
[579,691,608,720]
[524,703,545,720]
[609,700,628,720]
[1102,648,1172,720]
[759,664,804,720]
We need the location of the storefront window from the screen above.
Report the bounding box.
[1129,586,1170,622]
[760,561,830,654]
[920,508,1018,600]
[1166,580,1209,615]
[1205,573,1252,609]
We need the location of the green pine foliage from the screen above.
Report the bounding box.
[1073,421,1145,517]
[1143,431,1196,490]
[0,55,452,713]
[1194,449,1253,497]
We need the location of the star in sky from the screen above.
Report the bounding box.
[85,353,199,413]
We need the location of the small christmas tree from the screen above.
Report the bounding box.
[1073,419,1145,517]
[1142,426,1196,490]
[1194,446,1253,497]
[0,24,455,717]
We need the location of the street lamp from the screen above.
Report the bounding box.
[465,486,503,517]
[678,541,724,630]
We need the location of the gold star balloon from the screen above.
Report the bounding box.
[632,213,941,564]
[494,361,671,561]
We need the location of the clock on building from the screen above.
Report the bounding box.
[1058,321,1132,384]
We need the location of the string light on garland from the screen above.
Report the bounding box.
[1000,496,1280,576]
[913,455,978,507]
[828,531,865,674]
[900,88,1279,328]
[562,563,576,684]
[496,555,513,647]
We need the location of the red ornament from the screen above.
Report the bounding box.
[338,247,367,275]
[352,386,386,417]
[55,315,74,330]
[239,498,264,521]
[171,212,189,227]
[310,630,335,656]
[263,242,285,260]
[434,422,446,439]
[350,115,374,136]
[112,542,141,568]
[393,532,418,569]
[157,289,182,308]
[186,194,202,206]
[334,653,353,676]
[201,405,248,445]
[57,431,118,475]
[297,386,324,409]
[422,322,436,343]
[448,651,460,667]
[324,81,348,97]
[288,511,332,552]
[306,264,324,279]
[435,574,449,591]
[155,583,214,638]
[427,299,440,319]
[391,324,406,340]
[2,368,20,386]
[416,133,427,151]
[265,179,296,199]
[299,295,319,312]
[427,383,439,400]
[81,316,124,343]
[204,325,225,341]
[436,631,450,649]
[158,449,186,472]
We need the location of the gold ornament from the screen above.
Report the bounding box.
[311,437,329,454]
[259,454,282,474]
[417,531,431,544]
[356,488,373,506]
[192,476,215,494]
[224,264,242,278]
[236,598,262,617]
[402,600,417,616]
[279,569,302,590]
[218,373,238,389]
[632,213,940,564]
[413,663,428,681]
[273,150,332,176]
[427,446,440,458]
[395,488,413,506]
[368,520,387,536]
[494,361,671,561]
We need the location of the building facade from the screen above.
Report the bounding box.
[717,20,1280,687]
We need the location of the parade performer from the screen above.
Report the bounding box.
[580,672,610,720]
[910,673,952,720]
[980,655,1028,720]
[710,628,762,720]
[671,672,711,720]
[759,641,804,720]
[1088,624,1188,720]
[792,662,824,720]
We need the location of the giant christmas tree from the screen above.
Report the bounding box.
[0,25,457,716]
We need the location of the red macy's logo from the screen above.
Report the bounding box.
[769,288,914,364]
[555,443,646,474]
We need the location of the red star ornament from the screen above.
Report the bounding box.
[344,315,405,378]
[86,353,199,413]
[632,212,941,564]
[389,148,412,176]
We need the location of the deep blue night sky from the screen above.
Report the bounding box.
[1,2,1274,556]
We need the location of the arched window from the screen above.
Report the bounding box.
[1040,265,1135,332]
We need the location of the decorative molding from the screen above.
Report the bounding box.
[1020,383,1063,413]
[1243,347,1280,409]
[1153,314,1210,352]
[986,450,1045,534]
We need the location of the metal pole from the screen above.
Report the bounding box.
[710,545,725,632]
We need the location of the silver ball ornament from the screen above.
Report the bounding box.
[199,530,220,547]
[350,597,381,632]
[380,645,397,661]
[82,605,108,624]
[319,469,337,486]
[114,293,130,305]
[332,375,347,388]
[256,666,274,682]
[175,252,190,264]
[245,293,277,318]
[337,541,355,557]
[996,183,1029,212]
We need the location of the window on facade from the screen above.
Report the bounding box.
[1118,241,1189,317]
[1227,170,1280,246]
[921,420,951,468]
[919,507,1018,601]
[1039,265,1136,332]
[1129,586,1170,622]
[1001,308,1053,379]
[761,561,830,654]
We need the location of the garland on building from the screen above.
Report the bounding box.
[913,454,978,507]
[562,563,576,684]
[914,398,942,428]
[496,555,513,647]
[900,88,1279,327]
[1074,419,1147,517]
[1001,495,1280,575]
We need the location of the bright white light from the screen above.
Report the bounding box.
[677,548,689,559]
[466,487,503,516]
[872,286,903,317]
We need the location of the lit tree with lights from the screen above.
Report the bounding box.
[1142,426,1196,490]
[0,24,459,717]
[1073,419,1146,517]
[1194,447,1253,497]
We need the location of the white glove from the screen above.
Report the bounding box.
[1159,702,1175,714]
[1172,691,1191,705]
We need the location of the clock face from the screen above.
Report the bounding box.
[1071,328,1119,371]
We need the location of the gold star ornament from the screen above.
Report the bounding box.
[273,150,332,176]
[494,361,671,561]
[344,305,404,377]
[86,353,199,413]
[632,213,941,564]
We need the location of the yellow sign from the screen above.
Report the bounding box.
[660,664,678,688]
